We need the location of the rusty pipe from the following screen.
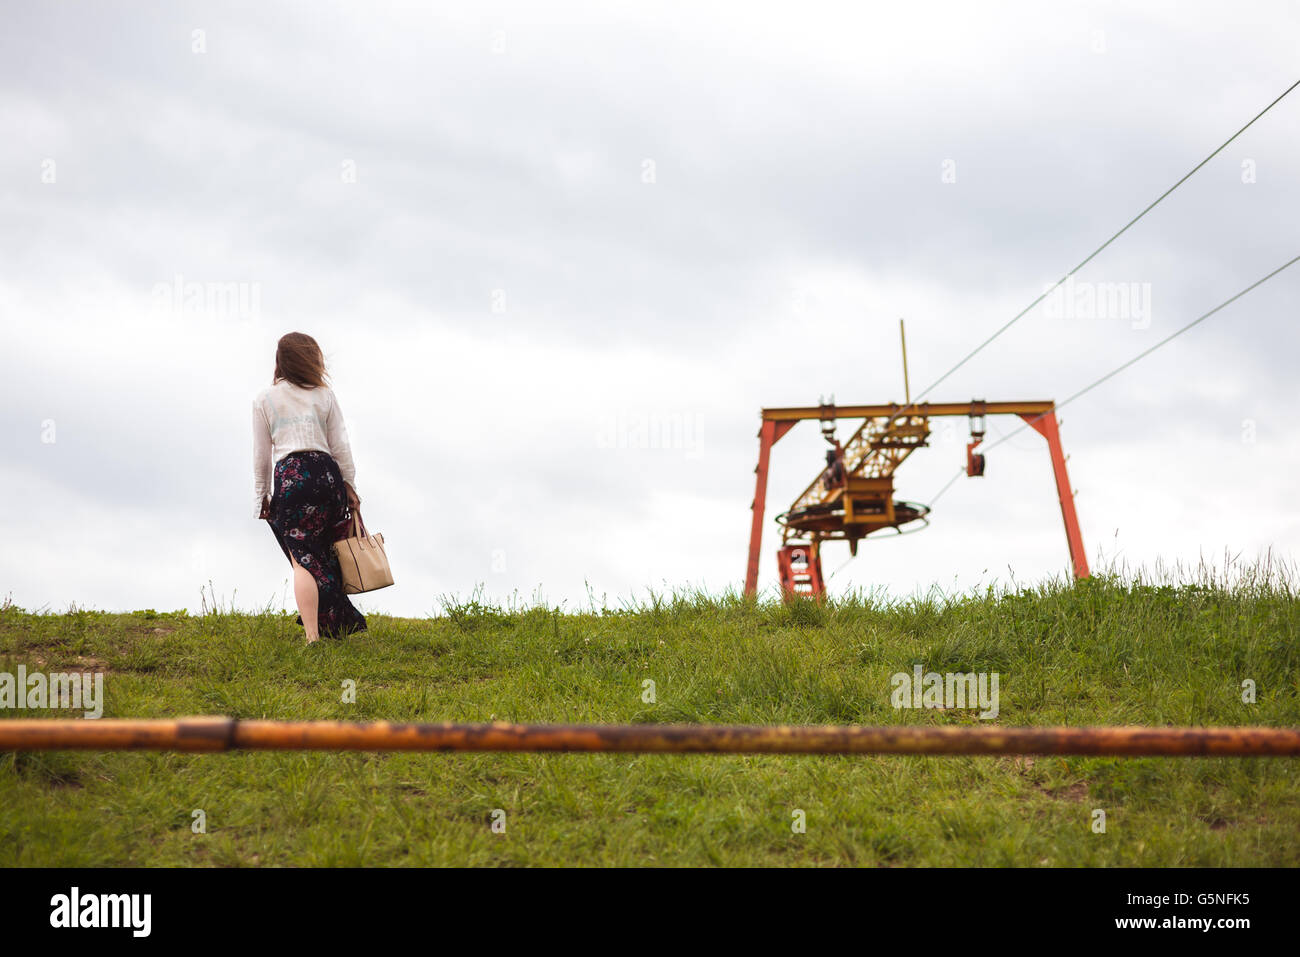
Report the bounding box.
[1,719,1298,756]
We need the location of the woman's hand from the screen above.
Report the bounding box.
[345,483,360,511]
[259,497,271,521]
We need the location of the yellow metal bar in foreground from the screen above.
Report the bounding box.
[1,719,1298,756]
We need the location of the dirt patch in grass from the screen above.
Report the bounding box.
[1006,756,1089,802]
[5,652,111,673]
[1041,780,1090,802]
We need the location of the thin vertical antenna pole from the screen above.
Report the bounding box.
[899,319,911,405]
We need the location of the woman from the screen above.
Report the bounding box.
[253,332,366,643]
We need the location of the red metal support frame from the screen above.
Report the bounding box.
[746,401,1089,597]
[776,542,825,601]
[1018,410,1090,579]
[745,418,796,597]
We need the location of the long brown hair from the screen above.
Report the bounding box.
[272,332,328,389]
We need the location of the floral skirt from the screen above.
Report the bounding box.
[267,450,367,639]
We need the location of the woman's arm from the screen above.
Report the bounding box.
[325,389,360,507]
[253,400,273,519]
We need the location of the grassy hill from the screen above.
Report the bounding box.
[2,567,1298,866]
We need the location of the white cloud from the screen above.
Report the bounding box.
[2,0,1298,615]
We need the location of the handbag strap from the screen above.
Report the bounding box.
[351,509,368,540]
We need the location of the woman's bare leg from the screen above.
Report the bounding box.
[290,555,320,643]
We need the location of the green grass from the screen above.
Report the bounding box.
[1,562,1298,866]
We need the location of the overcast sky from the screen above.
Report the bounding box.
[2,1,1298,617]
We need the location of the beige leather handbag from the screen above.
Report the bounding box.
[333,511,393,594]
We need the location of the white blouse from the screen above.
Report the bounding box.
[252,380,359,518]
